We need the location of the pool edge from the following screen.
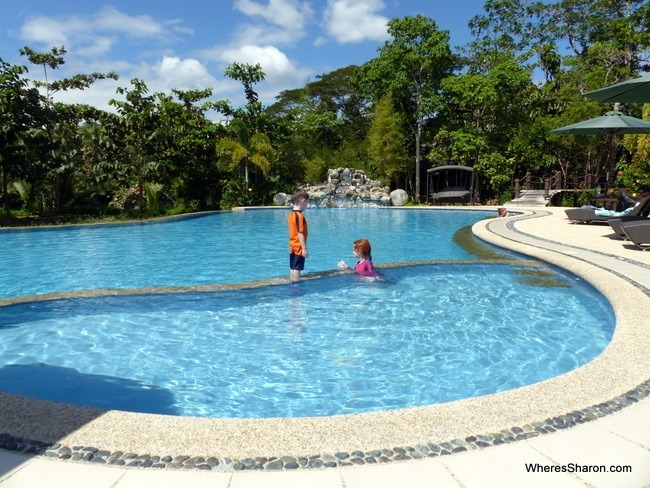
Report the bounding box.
[0,206,649,471]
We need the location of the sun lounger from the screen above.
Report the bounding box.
[565,196,650,223]
[608,216,650,239]
[620,219,650,250]
[565,207,607,223]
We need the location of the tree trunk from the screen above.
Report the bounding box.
[2,163,10,219]
[52,173,61,212]
[415,119,422,203]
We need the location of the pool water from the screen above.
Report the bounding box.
[0,209,490,299]
[0,263,613,418]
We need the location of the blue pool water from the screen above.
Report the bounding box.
[0,209,488,299]
[0,209,615,418]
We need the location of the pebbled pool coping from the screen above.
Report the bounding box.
[0,381,648,471]
[0,207,649,472]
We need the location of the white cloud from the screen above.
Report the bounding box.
[132,56,221,94]
[197,1,318,105]
[15,8,211,104]
[93,7,171,39]
[13,5,313,110]
[231,0,313,46]
[216,44,311,82]
[234,0,313,33]
[76,37,115,58]
[52,77,123,113]
[323,0,389,44]
[229,22,299,46]
[18,15,74,47]
[201,43,312,105]
[219,45,287,75]
[158,56,218,89]
[49,56,224,113]
[18,7,188,56]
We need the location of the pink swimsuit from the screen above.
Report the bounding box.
[354,259,379,277]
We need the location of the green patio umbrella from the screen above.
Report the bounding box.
[550,111,650,185]
[584,75,650,104]
[549,110,650,135]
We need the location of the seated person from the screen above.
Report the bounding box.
[621,188,640,210]
[337,238,382,277]
[582,185,650,215]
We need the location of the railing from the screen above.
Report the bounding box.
[514,172,600,199]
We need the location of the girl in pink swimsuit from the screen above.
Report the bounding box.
[337,238,381,277]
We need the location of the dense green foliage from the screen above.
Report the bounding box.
[1,1,648,223]
[354,15,455,200]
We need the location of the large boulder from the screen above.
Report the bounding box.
[273,193,288,206]
[390,189,409,206]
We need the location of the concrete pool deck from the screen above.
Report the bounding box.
[1,206,649,487]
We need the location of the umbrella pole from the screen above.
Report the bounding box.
[604,132,615,190]
[605,104,620,188]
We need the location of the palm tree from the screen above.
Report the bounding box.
[216,119,275,189]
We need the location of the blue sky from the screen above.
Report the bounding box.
[1,1,491,111]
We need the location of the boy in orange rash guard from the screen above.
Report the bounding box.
[288,188,309,281]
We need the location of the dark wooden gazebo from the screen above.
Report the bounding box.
[426,166,480,204]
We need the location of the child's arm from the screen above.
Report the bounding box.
[298,232,308,257]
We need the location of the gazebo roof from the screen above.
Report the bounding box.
[427,165,476,173]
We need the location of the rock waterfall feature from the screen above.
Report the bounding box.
[274,168,402,208]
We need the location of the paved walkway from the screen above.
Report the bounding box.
[1,207,649,487]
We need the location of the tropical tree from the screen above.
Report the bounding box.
[20,46,118,104]
[620,103,650,189]
[432,55,542,197]
[467,0,649,78]
[354,16,455,199]
[530,0,649,78]
[367,94,409,185]
[155,88,224,210]
[463,0,649,191]
[17,46,119,212]
[0,59,44,217]
[214,62,286,205]
[108,78,163,217]
[222,62,266,132]
[267,65,371,181]
[76,117,119,207]
[216,119,275,202]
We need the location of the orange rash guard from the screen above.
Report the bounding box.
[288,210,308,254]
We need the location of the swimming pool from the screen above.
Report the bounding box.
[0,209,615,418]
[0,263,613,418]
[0,209,490,298]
